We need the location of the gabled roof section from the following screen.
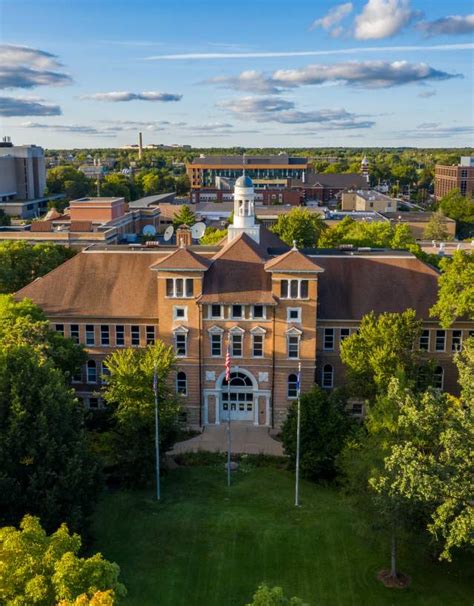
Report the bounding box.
[200,233,275,305]
[212,232,268,263]
[265,248,324,273]
[150,246,212,272]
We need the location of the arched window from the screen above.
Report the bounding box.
[433,366,444,390]
[86,360,97,384]
[322,364,333,388]
[288,374,298,399]
[222,371,253,387]
[176,371,187,395]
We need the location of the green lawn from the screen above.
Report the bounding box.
[92,463,473,606]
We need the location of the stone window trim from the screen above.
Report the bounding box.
[173,325,189,358]
[287,307,302,323]
[286,326,302,360]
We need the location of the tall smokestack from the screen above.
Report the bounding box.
[138,131,143,160]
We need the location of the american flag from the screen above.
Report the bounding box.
[297,362,301,395]
[225,344,231,381]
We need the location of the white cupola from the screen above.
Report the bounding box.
[227,173,261,243]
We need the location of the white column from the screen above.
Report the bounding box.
[215,393,221,425]
[253,394,259,426]
[203,394,209,425]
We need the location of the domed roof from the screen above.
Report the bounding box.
[235,174,253,188]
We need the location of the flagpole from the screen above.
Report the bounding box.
[295,362,301,507]
[226,339,232,487]
[153,363,161,501]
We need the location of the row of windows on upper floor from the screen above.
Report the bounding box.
[54,323,156,347]
[170,304,305,322]
[322,327,474,353]
[165,278,310,300]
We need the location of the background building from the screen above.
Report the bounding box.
[435,157,474,200]
[341,190,397,213]
[0,137,47,218]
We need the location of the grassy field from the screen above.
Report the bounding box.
[92,463,473,606]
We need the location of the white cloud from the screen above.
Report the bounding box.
[81,91,182,102]
[219,96,374,129]
[20,121,116,136]
[0,44,72,89]
[0,96,61,116]
[206,61,459,93]
[310,3,353,36]
[410,122,474,137]
[145,42,473,60]
[418,89,436,98]
[354,0,420,40]
[417,15,474,37]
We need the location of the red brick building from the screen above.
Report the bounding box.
[16,176,472,428]
[435,158,474,200]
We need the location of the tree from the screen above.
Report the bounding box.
[455,336,474,403]
[318,217,416,250]
[281,387,353,481]
[430,251,474,328]
[371,378,473,562]
[172,205,196,229]
[246,584,307,606]
[0,343,100,532]
[199,227,227,245]
[423,212,450,240]
[340,310,423,400]
[0,515,126,605]
[0,241,75,294]
[438,189,474,223]
[100,174,133,201]
[47,166,91,199]
[101,342,180,485]
[271,207,327,247]
[0,209,11,226]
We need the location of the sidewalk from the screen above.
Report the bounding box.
[169,423,285,456]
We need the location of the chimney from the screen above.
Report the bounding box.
[138,132,143,160]
[176,224,192,248]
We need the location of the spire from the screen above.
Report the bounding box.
[292,240,298,251]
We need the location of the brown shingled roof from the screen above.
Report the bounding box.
[265,248,324,273]
[315,255,439,320]
[150,246,212,272]
[15,251,163,318]
[200,233,275,304]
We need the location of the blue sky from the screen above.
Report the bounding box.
[1,0,473,148]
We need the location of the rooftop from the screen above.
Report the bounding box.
[190,154,308,167]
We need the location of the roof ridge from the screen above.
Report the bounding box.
[211,232,267,261]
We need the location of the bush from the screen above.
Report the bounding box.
[281,387,353,481]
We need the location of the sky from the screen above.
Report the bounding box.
[0,0,473,149]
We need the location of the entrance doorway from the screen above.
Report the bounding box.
[221,371,255,422]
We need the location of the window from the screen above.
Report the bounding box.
[231,333,243,357]
[281,280,309,300]
[166,278,194,298]
[211,333,222,357]
[88,397,99,410]
[351,403,363,416]
[175,333,187,357]
[287,307,301,323]
[452,330,462,352]
[86,360,97,383]
[340,328,350,342]
[322,364,333,388]
[70,324,79,343]
[323,328,335,351]
[435,330,446,352]
[419,330,430,351]
[253,305,265,319]
[146,325,155,345]
[176,371,187,395]
[210,304,222,319]
[115,325,125,346]
[252,334,264,358]
[173,306,187,321]
[433,366,444,390]
[131,325,140,346]
[55,324,64,336]
[100,325,110,346]
[85,324,95,346]
[101,362,110,384]
[232,305,243,319]
[288,335,300,359]
[288,374,298,399]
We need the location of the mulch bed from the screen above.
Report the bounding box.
[377,569,411,589]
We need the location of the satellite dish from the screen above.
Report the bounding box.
[191,222,206,240]
[142,225,156,237]
[163,225,174,242]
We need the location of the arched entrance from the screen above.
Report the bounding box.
[218,369,256,422]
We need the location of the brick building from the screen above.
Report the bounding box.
[16,176,472,429]
[435,157,474,200]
